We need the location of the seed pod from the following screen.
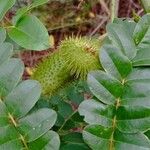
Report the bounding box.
[32,36,102,96]
[32,51,71,96]
[60,36,101,79]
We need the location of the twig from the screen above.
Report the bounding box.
[48,20,92,31]
[89,17,108,36]
[131,0,140,8]
[77,0,85,9]
[99,0,110,15]
[110,0,119,22]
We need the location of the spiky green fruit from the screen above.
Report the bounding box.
[60,36,101,79]
[32,51,71,95]
[32,36,102,96]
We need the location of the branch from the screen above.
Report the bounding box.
[110,0,120,22]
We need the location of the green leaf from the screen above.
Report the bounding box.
[0,125,20,145]
[49,95,84,131]
[79,55,150,148]
[57,100,73,119]
[0,42,13,64]
[0,28,6,43]
[8,15,50,50]
[60,132,90,150]
[78,100,114,127]
[0,93,58,149]
[133,14,150,47]
[0,58,24,97]
[140,0,150,13]
[4,80,41,118]
[100,45,132,80]
[5,35,23,51]
[121,69,150,107]
[48,95,74,128]
[79,99,150,133]
[66,80,88,105]
[132,48,150,66]
[116,106,150,133]
[80,68,150,133]
[29,131,60,150]
[121,96,150,107]
[0,85,58,149]
[0,41,59,149]
[79,16,150,149]
[132,15,150,66]
[12,6,30,25]
[113,19,136,36]
[0,0,16,21]
[13,0,49,25]
[0,138,23,150]
[18,108,57,142]
[123,68,150,99]
[38,81,87,131]
[83,125,150,150]
[107,23,137,59]
[87,71,123,105]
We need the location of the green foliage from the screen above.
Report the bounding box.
[0,0,16,21]
[12,0,50,25]
[9,15,50,50]
[33,80,90,149]
[1,1,150,149]
[32,36,101,95]
[60,132,90,150]
[0,0,50,51]
[140,0,150,12]
[34,80,89,129]
[49,80,89,131]
[0,24,60,150]
[133,14,150,66]
[78,14,150,150]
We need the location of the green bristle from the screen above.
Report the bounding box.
[60,36,101,79]
[32,36,102,96]
[32,51,71,96]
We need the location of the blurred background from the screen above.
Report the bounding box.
[7,0,143,78]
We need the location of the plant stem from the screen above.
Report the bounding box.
[110,0,119,22]
[8,113,17,127]
[20,134,29,150]
[8,113,29,149]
